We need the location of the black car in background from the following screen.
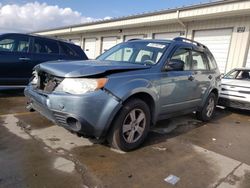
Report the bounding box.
[0,33,88,86]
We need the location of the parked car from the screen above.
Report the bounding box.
[24,37,221,151]
[218,68,250,110]
[0,33,88,87]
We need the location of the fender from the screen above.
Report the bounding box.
[200,86,219,109]
[108,78,160,119]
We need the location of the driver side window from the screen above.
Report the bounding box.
[171,48,191,70]
[0,35,29,53]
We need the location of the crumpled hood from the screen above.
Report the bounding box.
[35,60,151,78]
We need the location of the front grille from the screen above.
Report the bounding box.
[53,111,68,127]
[35,72,63,93]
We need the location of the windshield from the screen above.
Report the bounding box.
[224,69,250,80]
[97,41,169,65]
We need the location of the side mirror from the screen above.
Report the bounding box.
[165,59,184,71]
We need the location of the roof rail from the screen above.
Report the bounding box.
[173,37,207,49]
[127,38,142,42]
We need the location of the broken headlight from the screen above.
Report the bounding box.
[31,71,38,85]
[55,78,108,95]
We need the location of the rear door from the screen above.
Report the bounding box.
[0,34,33,85]
[160,47,200,115]
[190,50,213,102]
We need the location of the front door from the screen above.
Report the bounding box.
[0,34,32,85]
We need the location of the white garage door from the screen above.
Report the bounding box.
[102,37,117,53]
[70,38,81,46]
[194,29,232,73]
[125,35,144,42]
[84,38,96,59]
[154,32,180,40]
[246,46,250,68]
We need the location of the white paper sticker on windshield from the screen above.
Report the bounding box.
[147,43,166,49]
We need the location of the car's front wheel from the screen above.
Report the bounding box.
[108,98,151,151]
[196,93,217,121]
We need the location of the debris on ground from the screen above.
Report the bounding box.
[164,174,180,185]
[128,174,133,178]
[152,146,167,151]
[212,138,216,141]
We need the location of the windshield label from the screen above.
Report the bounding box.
[147,43,166,49]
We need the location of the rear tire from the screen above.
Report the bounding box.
[196,93,216,122]
[107,98,151,151]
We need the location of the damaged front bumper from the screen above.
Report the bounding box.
[24,85,122,138]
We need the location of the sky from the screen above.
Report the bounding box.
[0,0,211,33]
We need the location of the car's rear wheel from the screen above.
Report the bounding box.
[196,93,216,121]
[107,98,150,151]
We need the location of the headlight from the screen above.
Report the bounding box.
[31,71,38,85]
[55,78,108,94]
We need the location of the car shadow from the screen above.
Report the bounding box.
[0,88,24,98]
[143,107,234,147]
[224,107,250,116]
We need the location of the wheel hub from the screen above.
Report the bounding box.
[122,108,146,143]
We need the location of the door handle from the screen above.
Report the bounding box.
[208,75,213,80]
[19,57,31,61]
[188,75,194,81]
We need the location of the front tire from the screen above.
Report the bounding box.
[196,93,217,121]
[107,98,151,151]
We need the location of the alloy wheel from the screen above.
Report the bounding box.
[122,108,146,143]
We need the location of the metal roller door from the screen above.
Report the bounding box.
[84,38,96,59]
[246,46,250,68]
[102,37,117,53]
[125,35,144,42]
[194,29,232,73]
[154,32,180,40]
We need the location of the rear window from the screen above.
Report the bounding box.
[60,43,79,57]
[191,51,209,70]
[207,53,217,70]
[34,38,59,54]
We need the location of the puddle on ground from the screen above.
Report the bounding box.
[1,115,30,140]
[0,122,92,188]
[30,126,93,150]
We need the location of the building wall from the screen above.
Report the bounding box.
[54,15,250,72]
